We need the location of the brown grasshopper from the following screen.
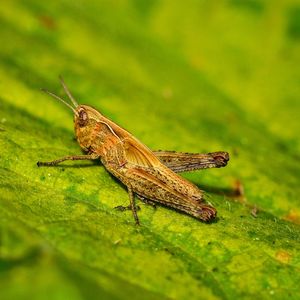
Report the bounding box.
[37,78,229,224]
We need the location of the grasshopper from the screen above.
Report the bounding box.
[37,78,229,224]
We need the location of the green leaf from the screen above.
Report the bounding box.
[0,1,300,299]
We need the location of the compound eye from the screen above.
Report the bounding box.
[78,109,88,127]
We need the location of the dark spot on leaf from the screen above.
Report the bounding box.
[284,209,300,224]
[38,15,56,30]
[275,250,291,264]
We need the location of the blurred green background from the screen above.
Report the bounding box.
[0,1,300,299]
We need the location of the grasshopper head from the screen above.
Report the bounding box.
[74,105,103,151]
[41,77,103,152]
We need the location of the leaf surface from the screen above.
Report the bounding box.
[0,1,300,299]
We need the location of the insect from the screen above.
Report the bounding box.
[37,77,229,224]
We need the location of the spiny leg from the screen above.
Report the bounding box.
[37,154,99,167]
[114,205,140,211]
[115,195,156,212]
[128,187,140,225]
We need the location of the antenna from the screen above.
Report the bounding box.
[41,88,78,115]
[59,76,78,108]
